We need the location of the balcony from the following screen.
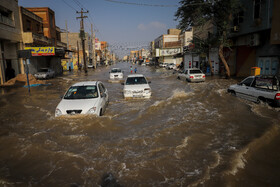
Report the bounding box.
[56,40,67,48]
[22,32,52,45]
[164,41,181,48]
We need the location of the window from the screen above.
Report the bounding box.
[125,77,147,85]
[254,0,261,19]
[241,78,254,87]
[233,11,244,26]
[64,86,98,99]
[26,20,31,31]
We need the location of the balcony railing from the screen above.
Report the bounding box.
[22,32,52,45]
[0,15,15,27]
[164,41,182,48]
[56,40,67,48]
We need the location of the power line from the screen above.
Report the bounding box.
[61,0,78,11]
[103,0,179,7]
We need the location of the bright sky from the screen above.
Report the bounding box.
[18,0,181,57]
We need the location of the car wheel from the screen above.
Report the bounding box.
[230,91,236,96]
[177,76,180,80]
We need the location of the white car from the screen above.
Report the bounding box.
[228,76,280,106]
[55,81,109,117]
[166,63,176,70]
[122,74,151,98]
[177,68,205,82]
[109,68,123,79]
[34,68,55,79]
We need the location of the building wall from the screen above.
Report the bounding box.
[0,0,22,84]
[231,0,272,38]
[26,7,56,45]
[236,46,256,77]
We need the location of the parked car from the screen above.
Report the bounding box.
[109,68,123,79]
[55,81,109,117]
[177,68,205,82]
[34,68,55,79]
[122,74,151,98]
[227,75,280,107]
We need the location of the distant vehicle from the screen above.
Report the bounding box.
[166,63,176,70]
[228,75,280,107]
[88,64,94,68]
[109,68,123,79]
[55,81,109,117]
[122,74,151,98]
[34,68,55,79]
[177,68,205,82]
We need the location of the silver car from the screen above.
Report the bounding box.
[34,68,55,79]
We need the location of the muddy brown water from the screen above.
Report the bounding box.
[0,62,280,186]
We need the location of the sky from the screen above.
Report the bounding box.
[18,0,181,57]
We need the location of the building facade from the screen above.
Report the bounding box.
[230,0,280,77]
[0,0,22,84]
[20,7,66,75]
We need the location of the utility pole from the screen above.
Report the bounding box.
[77,40,80,70]
[91,24,96,69]
[76,8,88,73]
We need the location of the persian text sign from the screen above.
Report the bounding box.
[25,47,55,56]
[159,48,181,56]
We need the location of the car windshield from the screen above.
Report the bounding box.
[126,77,147,85]
[190,70,202,74]
[64,85,98,99]
[111,69,121,73]
[40,68,48,72]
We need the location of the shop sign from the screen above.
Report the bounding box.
[160,48,181,56]
[24,47,55,56]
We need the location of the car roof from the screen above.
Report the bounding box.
[71,81,99,86]
[111,68,121,70]
[187,68,201,70]
[127,74,145,78]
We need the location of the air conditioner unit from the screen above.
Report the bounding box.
[249,33,260,46]
[233,25,239,32]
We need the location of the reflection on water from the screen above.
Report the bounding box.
[0,62,279,186]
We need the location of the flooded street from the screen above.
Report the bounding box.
[0,63,280,186]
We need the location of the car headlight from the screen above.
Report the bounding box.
[55,108,62,117]
[144,88,151,93]
[87,107,97,114]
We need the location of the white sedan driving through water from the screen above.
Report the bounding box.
[55,81,109,117]
[122,74,151,98]
[109,68,123,80]
[177,68,205,82]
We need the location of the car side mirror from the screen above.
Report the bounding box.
[148,81,151,84]
[121,83,124,85]
[60,95,63,99]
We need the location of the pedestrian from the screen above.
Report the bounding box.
[134,67,137,73]
[130,66,133,74]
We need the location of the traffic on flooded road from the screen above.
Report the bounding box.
[1,62,279,186]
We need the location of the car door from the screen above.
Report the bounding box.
[236,77,255,101]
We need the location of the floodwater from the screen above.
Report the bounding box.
[0,62,280,187]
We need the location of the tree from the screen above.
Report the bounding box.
[175,0,241,78]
